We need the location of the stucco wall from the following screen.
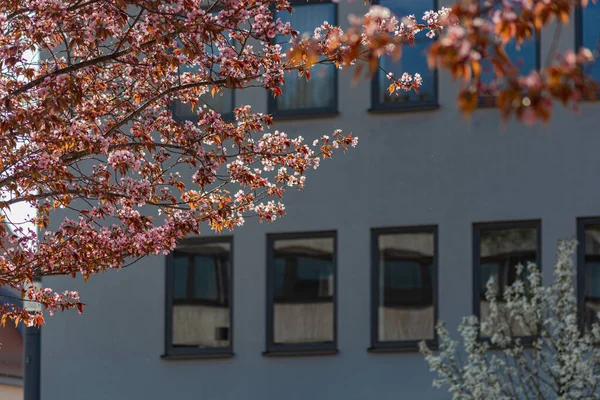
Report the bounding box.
[39,1,600,399]
[0,323,23,380]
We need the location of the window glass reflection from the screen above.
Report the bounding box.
[171,241,231,348]
[582,225,600,329]
[478,227,538,337]
[376,0,436,105]
[376,231,435,342]
[478,0,538,106]
[480,38,538,84]
[271,236,335,345]
[274,3,336,112]
[582,3,600,84]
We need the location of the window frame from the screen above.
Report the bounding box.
[472,219,542,343]
[266,0,339,119]
[265,230,338,356]
[368,0,440,113]
[576,217,600,330]
[575,4,600,100]
[163,236,234,360]
[369,225,438,352]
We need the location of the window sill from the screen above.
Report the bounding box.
[161,351,234,360]
[368,342,437,354]
[269,110,340,121]
[368,103,440,114]
[477,97,497,108]
[262,348,338,358]
[479,336,536,349]
[581,94,600,102]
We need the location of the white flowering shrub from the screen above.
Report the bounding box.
[420,239,600,399]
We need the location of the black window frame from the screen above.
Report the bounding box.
[264,230,338,356]
[576,217,600,330]
[368,0,440,113]
[575,4,600,100]
[477,3,542,108]
[369,225,439,352]
[472,219,542,343]
[163,236,234,360]
[267,0,339,119]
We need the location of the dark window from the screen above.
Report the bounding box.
[268,0,338,116]
[577,218,600,330]
[576,3,600,88]
[172,87,234,122]
[371,0,438,111]
[266,232,337,354]
[473,221,541,339]
[371,227,437,351]
[171,37,235,121]
[164,237,233,357]
[477,2,540,106]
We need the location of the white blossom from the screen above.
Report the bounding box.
[420,239,600,399]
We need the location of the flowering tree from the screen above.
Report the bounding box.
[0,0,596,327]
[420,240,600,399]
[428,0,598,124]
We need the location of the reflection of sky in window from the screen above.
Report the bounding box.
[582,2,600,83]
[193,256,218,300]
[384,260,423,289]
[479,0,538,84]
[480,38,538,83]
[275,4,336,110]
[377,0,435,103]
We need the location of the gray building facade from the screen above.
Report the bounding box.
[39,1,600,399]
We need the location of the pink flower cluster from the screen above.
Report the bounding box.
[0,0,451,326]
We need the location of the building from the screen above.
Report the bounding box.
[0,219,25,400]
[38,1,600,399]
[0,288,24,400]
